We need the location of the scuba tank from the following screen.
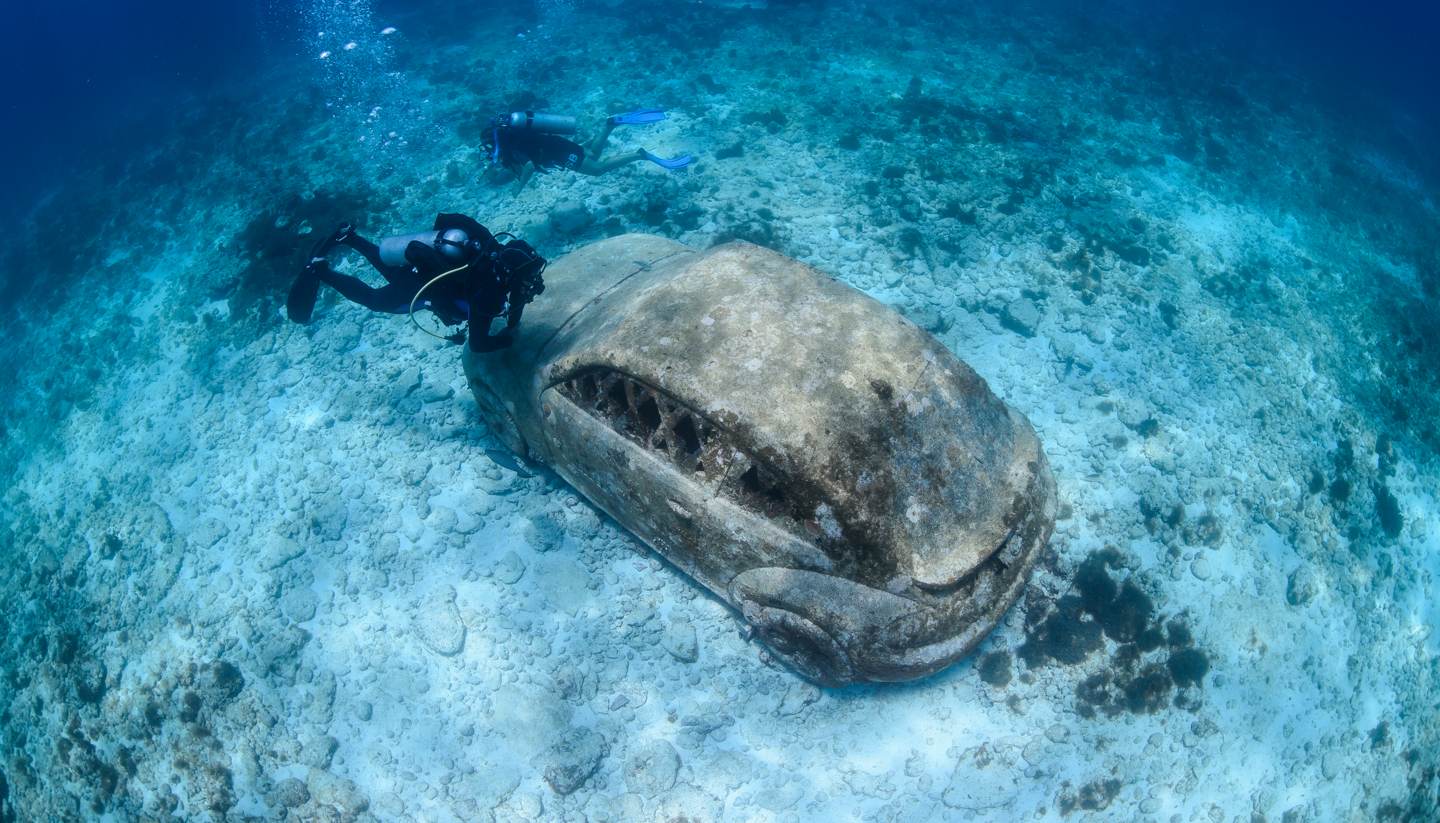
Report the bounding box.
[378,228,471,267]
[486,112,577,165]
[506,111,577,135]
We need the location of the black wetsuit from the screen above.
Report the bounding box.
[495,128,585,173]
[289,214,533,353]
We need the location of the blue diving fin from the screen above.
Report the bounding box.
[610,109,668,126]
[641,150,693,170]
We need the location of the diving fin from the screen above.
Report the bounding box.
[287,263,323,324]
[640,150,693,170]
[288,228,348,324]
[610,108,667,126]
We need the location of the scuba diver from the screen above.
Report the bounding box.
[484,109,693,192]
[285,213,546,353]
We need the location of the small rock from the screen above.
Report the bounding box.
[777,683,820,716]
[475,769,522,807]
[680,711,731,738]
[661,620,698,663]
[259,535,305,570]
[427,505,459,534]
[450,797,486,822]
[940,768,1013,811]
[542,727,608,795]
[1021,738,1047,765]
[1001,298,1041,337]
[1117,403,1149,430]
[623,740,681,795]
[190,761,236,814]
[305,671,338,726]
[375,792,406,817]
[1286,567,1318,606]
[549,201,594,236]
[493,551,526,585]
[511,791,544,820]
[269,777,310,808]
[303,735,339,769]
[395,365,422,393]
[1190,556,1212,580]
[309,498,348,541]
[256,625,311,683]
[413,586,466,656]
[756,781,804,811]
[477,467,521,496]
[281,586,319,623]
[352,701,373,722]
[554,668,589,703]
[904,305,950,334]
[524,514,565,553]
[1321,750,1343,780]
[307,768,369,820]
[190,517,231,550]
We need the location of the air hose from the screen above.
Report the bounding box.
[408,263,470,341]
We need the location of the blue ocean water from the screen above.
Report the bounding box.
[1,1,1438,820]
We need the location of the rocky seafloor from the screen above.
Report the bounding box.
[1,1,1438,821]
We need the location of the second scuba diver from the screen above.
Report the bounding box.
[484,109,693,192]
[286,213,546,353]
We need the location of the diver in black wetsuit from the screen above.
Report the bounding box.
[484,109,693,193]
[286,213,546,353]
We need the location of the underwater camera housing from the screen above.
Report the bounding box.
[464,235,1056,685]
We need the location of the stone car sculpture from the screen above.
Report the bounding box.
[463,234,1056,685]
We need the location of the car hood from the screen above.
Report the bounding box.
[534,239,1044,590]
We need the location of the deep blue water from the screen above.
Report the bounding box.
[2,0,1437,225]
[1146,0,1440,138]
[0,1,266,223]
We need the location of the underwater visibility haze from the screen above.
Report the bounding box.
[1,0,1438,820]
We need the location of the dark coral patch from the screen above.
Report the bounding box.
[1167,647,1209,688]
[1374,483,1404,539]
[977,650,1013,687]
[1027,548,1209,718]
[1122,664,1173,714]
[1019,595,1103,667]
[1059,778,1123,814]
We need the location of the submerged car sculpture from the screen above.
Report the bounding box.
[463,235,1056,685]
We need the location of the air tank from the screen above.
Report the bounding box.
[377,228,470,267]
[506,111,578,134]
